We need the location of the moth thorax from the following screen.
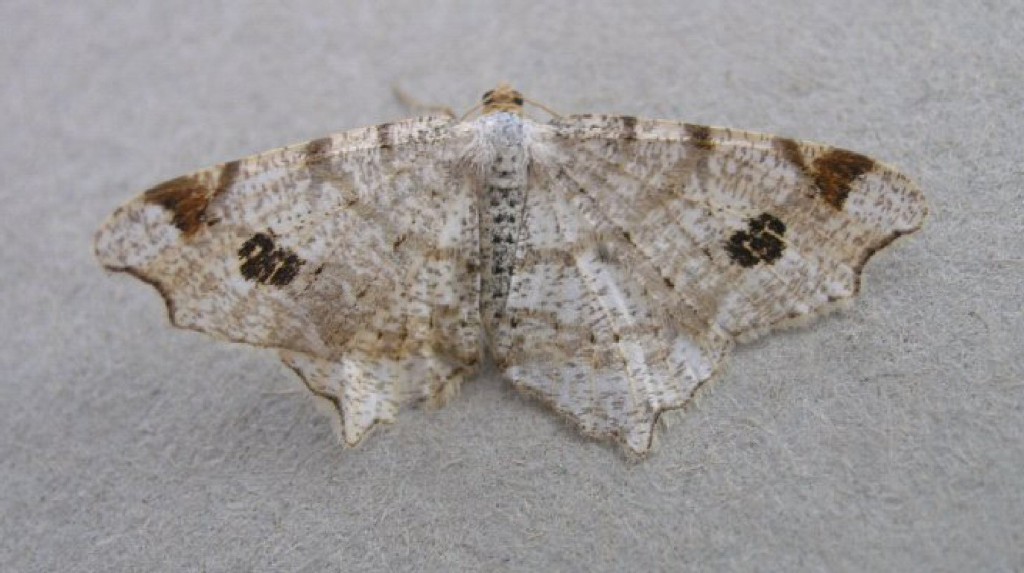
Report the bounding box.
[477,113,528,189]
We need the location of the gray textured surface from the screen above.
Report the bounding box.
[3,2,1022,571]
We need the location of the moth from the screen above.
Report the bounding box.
[95,84,927,455]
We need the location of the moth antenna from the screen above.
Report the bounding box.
[458,101,484,121]
[522,96,563,119]
[391,84,456,119]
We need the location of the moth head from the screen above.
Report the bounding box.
[481,83,525,115]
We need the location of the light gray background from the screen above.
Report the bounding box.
[3,1,1022,571]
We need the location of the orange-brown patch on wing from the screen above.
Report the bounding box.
[143,160,240,237]
[774,138,876,210]
[213,159,241,196]
[774,137,808,171]
[143,175,210,236]
[811,149,875,210]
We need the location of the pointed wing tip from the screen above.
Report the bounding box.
[94,206,131,270]
[898,177,930,233]
[94,199,144,266]
[343,411,399,448]
[93,200,190,334]
[307,391,376,448]
[94,197,182,272]
[623,426,656,457]
[873,164,929,235]
[284,352,405,449]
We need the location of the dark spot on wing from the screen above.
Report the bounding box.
[619,116,637,140]
[238,232,305,286]
[304,137,333,163]
[725,213,787,268]
[685,124,715,150]
[375,123,394,150]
